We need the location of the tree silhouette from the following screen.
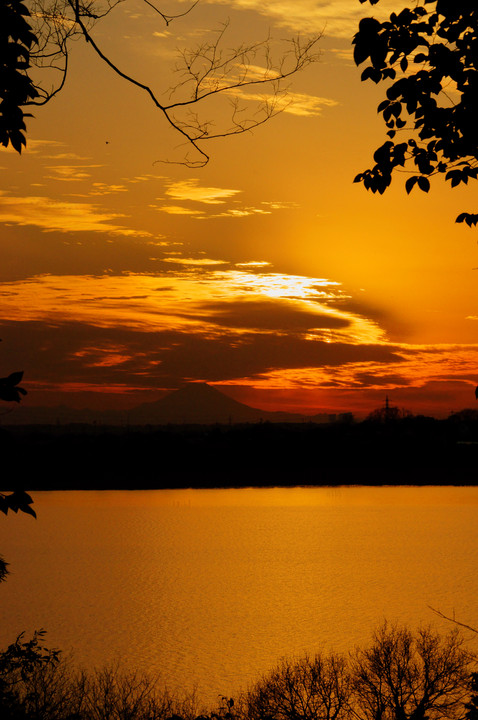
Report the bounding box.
[0,630,60,719]
[244,653,351,720]
[351,623,471,720]
[2,0,321,166]
[353,1,478,226]
[243,624,472,720]
[465,673,478,720]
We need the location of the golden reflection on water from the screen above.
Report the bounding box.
[34,485,478,509]
[2,485,478,704]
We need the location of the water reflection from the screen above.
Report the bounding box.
[0,486,477,704]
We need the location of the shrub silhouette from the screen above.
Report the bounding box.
[243,624,472,720]
[351,623,471,720]
[244,653,351,720]
[0,624,474,720]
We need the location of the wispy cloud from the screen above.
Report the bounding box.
[43,152,91,160]
[159,205,205,215]
[45,164,103,181]
[261,201,298,210]
[225,87,338,117]
[125,174,167,184]
[89,182,129,196]
[162,257,229,266]
[2,269,477,416]
[196,206,271,219]
[0,269,359,335]
[164,179,241,204]
[159,180,298,219]
[0,192,151,236]
[282,92,338,117]
[240,345,478,398]
[20,139,66,155]
[175,0,394,36]
[236,261,272,268]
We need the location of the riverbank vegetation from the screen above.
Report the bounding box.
[1,623,476,720]
[2,413,478,487]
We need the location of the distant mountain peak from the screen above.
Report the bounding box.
[129,382,264,424]
[4,382,320,426]
[168,382,226,398]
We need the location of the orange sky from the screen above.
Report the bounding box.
[2,0,478,418]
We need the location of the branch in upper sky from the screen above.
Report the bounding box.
[15,0,322,165]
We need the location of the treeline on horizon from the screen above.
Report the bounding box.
[2,410,478,486]
[1,622,477,720]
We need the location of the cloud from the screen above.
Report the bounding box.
[72,344,135,368]
[126,174,167,184]
[261,201,298,210]
[197,58,337,117]
[0,270,364,336]
[328,47,354,62]
[226,88,338,117]
[195,298,351,331]
[159,179,281,219]
[0,317,401,392]
[43,153,91,160]
[0,192,151,237]
[235,261,272,268]
[175,0,394,36]
[45,164,103,181]
[159,202,291,220]
[196,206,272,219]
[2,299,478,421]
[164,179,241,204]
[3,270,477,417]
[157,194,298,219]
[159,205,205,215]
[0,139,66,155]
[162,257,229,266]
[282,92,338,117]
[89,183,128,196]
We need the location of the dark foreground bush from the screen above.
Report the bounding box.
[0,631,206,720]
[242,623,474,720]
[244,653,350,720]
[0,623,475,720]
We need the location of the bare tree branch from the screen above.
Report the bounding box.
[22,0,322,165]
[141,0,199,27]
[428,607,478,635]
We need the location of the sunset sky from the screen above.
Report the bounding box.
[2,0,478,418]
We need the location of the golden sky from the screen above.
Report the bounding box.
[2,0,478,417]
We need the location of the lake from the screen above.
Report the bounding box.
[0,486,477,705]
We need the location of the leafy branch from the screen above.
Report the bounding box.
[353,0,478,226]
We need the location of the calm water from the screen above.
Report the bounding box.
[1,486,477,703]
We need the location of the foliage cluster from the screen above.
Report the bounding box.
[0,624,475,720]
[353,0,478,225]
[0,372,27,404]
[0,490,36,583]
[0,0,38,152]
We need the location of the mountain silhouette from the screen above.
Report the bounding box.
[128,383,266,424]
[2,383,334,425]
